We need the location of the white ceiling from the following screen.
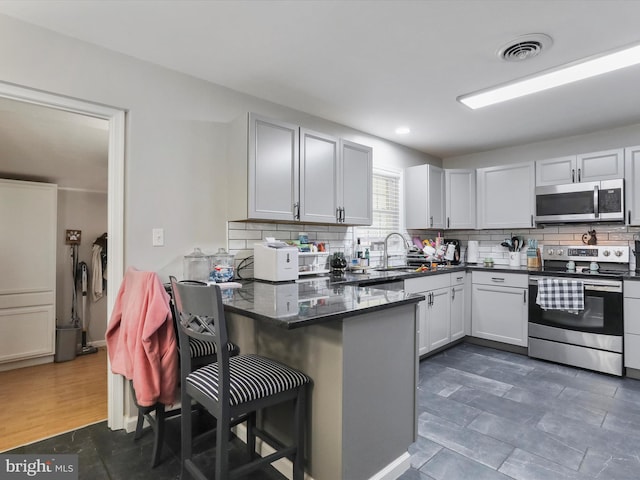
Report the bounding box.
[1,0,640,188]
[0,97,108,191]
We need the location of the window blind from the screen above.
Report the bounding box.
[355,169,402,248]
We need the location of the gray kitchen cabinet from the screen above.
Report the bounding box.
[340,139,373,225]
[229,113,372,225]
[405,164,445,230]
[476,162,535,229]
[624,280,640,370]
[445,169,476,229]
[405,273,465,355]
[536,148,624,186]
[471,271,528,347]
[229,113,299,221]
[299,129,339,223]
[450,273,466,341]
[625,145,640,225]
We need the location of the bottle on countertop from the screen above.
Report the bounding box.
[364,248,370,266]
[356,238,363,259]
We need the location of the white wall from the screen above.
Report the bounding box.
[56,189,107,344]
[443,122,640,169]
[0,14,437,282]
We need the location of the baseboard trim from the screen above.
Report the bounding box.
[368,452,411,480]
[465,336,528,355]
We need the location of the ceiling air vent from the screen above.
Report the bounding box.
[498,33,553,62]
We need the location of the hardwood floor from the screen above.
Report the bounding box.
[0,347,107,452]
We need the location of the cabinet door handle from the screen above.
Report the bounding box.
[456,276,464,282]
[451,288,455,301]
[491,277,505,282]
[336,207,341,222]
[429,292,434,306]
[341,207,345,223]
[430,216,433,228]
[629,210,632,225]
[531,214,534,227]
[523,290,527,304]
[294,202,300,220]
[447,217,450,228]
[572,169,575,183]
[578,168,581,182]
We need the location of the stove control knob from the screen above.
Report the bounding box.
[615,250,623,257]
[603,250,610,257]
[547,249,554,256]
[557,249,564,256]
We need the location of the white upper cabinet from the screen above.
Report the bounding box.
[228,113,372,225]
[477,162,535,229]
[535,148,624,186]
[535,156,576,186]
[445,169,476,229]
[405,164,445,230]
[299,129,339,223]
[340,140,373,225]
[625,145,640,225]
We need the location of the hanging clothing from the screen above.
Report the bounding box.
[92,233,108,301]
[106,267,178,407]
[92,244,104,301]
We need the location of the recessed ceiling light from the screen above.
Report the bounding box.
[458,41,640,109]
[395,127,411,135]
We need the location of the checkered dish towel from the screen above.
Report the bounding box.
[536,278,584,311]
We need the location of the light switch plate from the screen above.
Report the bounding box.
[152,228,164,247]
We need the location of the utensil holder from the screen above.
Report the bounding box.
[509,252,520,267]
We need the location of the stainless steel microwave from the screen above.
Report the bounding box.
[535,178,624,224]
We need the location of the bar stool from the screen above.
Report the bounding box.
[170,278,311,480]
[132,281,240,468]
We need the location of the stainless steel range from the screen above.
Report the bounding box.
[528,244,629,376]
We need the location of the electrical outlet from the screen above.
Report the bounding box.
[152,228,164,247]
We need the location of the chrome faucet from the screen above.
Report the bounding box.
[383,232,410,268]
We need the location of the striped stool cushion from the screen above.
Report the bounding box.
[188,338,238,359]
[186,354,310,406]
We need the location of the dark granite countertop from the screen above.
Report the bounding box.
[222,279,424,329]
[223,262,640,328]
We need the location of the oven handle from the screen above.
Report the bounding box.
[529,276,622,293]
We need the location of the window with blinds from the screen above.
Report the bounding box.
[355,169,404,255]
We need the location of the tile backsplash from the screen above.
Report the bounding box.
[227,221,640,277]
[228,221,356,278]
[412,224,640,269]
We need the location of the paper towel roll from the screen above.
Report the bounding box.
[467,241,479,264]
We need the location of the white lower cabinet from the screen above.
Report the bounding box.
[405,272,467,356]
[450,274,466,341]
[624,280,640,369]
[471,271,528,347]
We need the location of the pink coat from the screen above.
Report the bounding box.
[106,268,178,406]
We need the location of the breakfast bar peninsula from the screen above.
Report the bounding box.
[221,278,423,480]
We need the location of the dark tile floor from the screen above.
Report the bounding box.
[399,342,640,480]
[10,342,640,480]
[6,414,285,480]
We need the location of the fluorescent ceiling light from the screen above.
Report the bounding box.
[395,126,411,134]
[458,42,640,109]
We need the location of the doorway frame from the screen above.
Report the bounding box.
[0,81,126,430]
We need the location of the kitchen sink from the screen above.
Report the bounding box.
[374,266,417,272]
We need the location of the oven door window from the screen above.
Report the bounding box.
[529,283,622,335]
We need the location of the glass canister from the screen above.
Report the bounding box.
[183,248,212,282]
[211,248,235,283]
